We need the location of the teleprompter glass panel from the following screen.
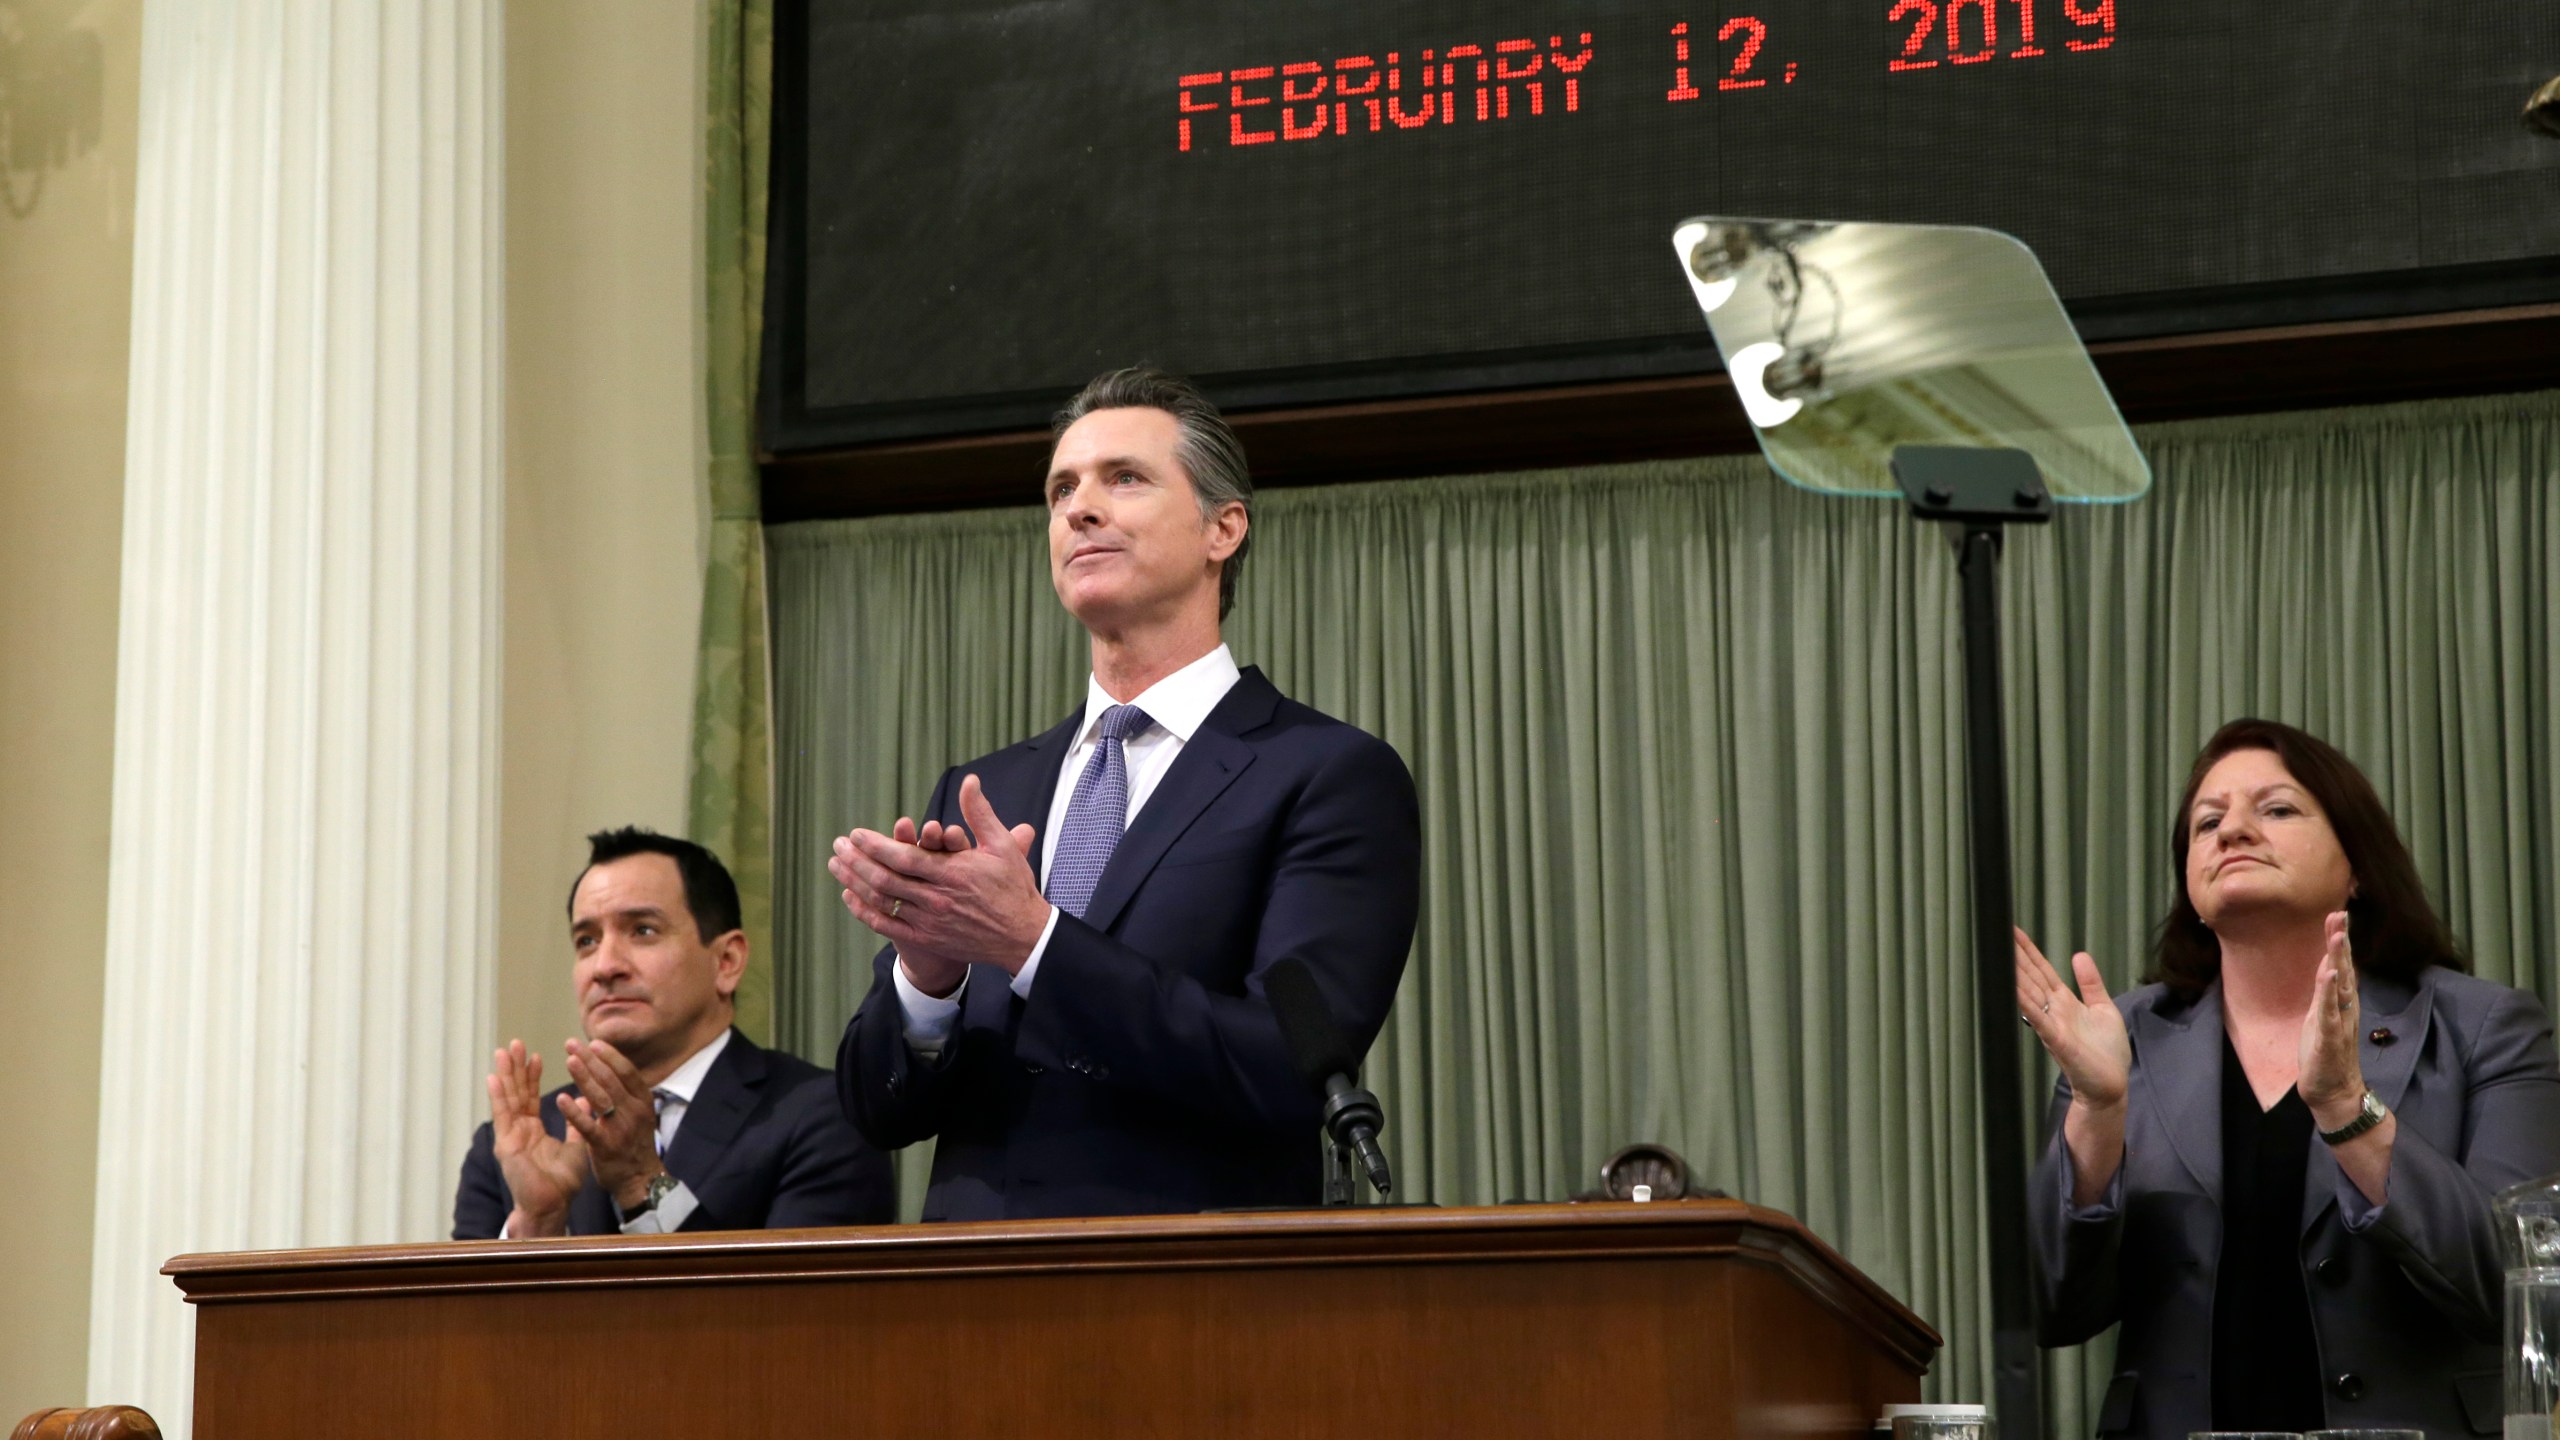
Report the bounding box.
[1671,218,2151,502]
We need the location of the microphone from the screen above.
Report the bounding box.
[1262,959,1393,1199]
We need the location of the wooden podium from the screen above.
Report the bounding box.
[165,1200,1938,1438]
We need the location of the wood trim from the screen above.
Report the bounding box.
[165,1201,1937,1362]
[760,304,2560,521]
[10,1407,163,1440]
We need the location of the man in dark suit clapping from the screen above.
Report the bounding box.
[828,367,1423,1221]
[454,829,893,1237]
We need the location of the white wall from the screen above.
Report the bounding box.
[495,0,708,1063]
[0,0,707,1417]
[0,0,140,1421]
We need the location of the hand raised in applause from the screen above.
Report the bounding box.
[830,808,975,995]
[559,1037,668,1212]
[2294,910,2368,1130]
[2013,927,2132,1112]
[486,1040,586,1238]
[830,775,1051,988]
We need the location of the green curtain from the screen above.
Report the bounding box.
[767,390,2560,1429]
[690,0,776,1043]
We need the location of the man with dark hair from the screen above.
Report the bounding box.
[827,366,1423,1219]
[453,828,892,1238]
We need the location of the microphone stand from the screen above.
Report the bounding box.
[1320,1078,1391,1206]
[1262,956,1396,1205]
[1322,1135,1354,1207]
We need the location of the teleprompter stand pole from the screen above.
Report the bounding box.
[1889,444,2052,1438]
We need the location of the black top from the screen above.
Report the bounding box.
[2209,1031,2326,1431]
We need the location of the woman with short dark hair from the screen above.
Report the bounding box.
[2017,718,2560,1439]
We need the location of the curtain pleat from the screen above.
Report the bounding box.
[769,389,2560,1429]
[689,0,777,1041]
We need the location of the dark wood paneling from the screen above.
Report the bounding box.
[761,304,2560,522]
[167,1202,1938,1440]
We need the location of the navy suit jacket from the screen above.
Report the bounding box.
[837,666,1423,1221]
[2031,967,2560,1439]
[453,1028,894,1238]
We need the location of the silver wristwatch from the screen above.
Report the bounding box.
[2318,1089,2389,1146]
[627,1169,680,1216]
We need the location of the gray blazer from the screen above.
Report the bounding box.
[2031,966,2560,1439]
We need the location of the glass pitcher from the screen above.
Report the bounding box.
[2497,1173,2560,1440]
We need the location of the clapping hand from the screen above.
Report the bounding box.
[486,1041,586,1238]
[560,1037,666,1211]
[2295,910,2367,1129]
[2013,927,2132,1112]
[831,806,978,994]
[830,775,1050,987]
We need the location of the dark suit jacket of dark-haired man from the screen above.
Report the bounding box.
[454,1028,894,1237]
[836,666,1422,1221]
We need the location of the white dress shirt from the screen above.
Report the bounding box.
[894,644,1245,1055]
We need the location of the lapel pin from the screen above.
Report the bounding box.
[2368,1027,2394,1046]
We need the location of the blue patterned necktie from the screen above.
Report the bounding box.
[1044,703,1153,919]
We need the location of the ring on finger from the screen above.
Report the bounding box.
[598,1104,617,1119]
[890,897,903,920]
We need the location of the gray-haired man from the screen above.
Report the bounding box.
[826,367,1423,1221]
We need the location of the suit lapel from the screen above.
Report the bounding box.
[1077,670,1274,934]
[2133,984,2224,1206]
[2302,968,2430,1233]
[2356,969,2429,1111]
[661,1029,765,1189]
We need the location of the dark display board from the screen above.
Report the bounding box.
[764,0,2560,450]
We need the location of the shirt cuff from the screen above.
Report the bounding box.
[896,955,967,1058]
[615,1180,698,1236]
[1011,907,1061,1000]
[2336,1176,2388,1231]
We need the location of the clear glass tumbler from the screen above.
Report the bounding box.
[2495,1174,2560,1440]
[1893,1416,1990,1440]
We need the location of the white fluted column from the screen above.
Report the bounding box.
[89,3,501,1433]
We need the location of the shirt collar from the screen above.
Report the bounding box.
[654,1026,733,1105]
[1076,643,1240,747]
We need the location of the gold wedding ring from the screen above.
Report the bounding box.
[890,898,903,920]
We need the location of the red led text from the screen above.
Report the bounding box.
[1668,16,1794,98]
[1177,32,1595,152]
[1888,0,2114,72]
